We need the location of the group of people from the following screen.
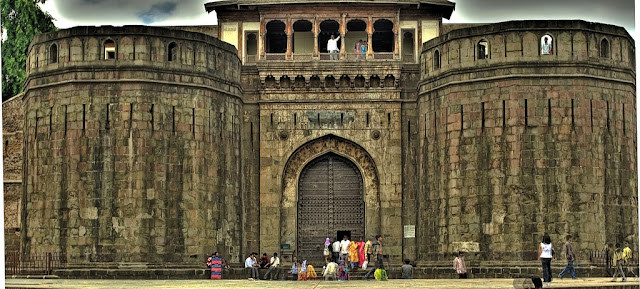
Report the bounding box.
[325,34,368,60]
[244,252,281,281]
[538,233,634,284]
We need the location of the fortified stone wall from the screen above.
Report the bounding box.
[417,20,637,262]
[22,26,244,263]
[3,94,24,252]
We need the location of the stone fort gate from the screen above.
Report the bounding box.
[280,135,380,264]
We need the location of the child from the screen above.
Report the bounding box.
[298,260,308,281]
[360,41,368,59]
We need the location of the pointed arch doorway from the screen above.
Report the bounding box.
[297,152,365,264]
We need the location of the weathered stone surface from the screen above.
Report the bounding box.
[3,14,636,271]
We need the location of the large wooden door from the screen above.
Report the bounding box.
[297,153,364,265]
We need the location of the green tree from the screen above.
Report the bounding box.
[1,0,55,101]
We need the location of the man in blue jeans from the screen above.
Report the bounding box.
[558,235,576,279]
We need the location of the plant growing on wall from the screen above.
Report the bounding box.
[1,0,55,101]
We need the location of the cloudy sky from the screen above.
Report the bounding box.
[41,0,635,37]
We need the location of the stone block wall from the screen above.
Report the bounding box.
[417,20,637,262]
[22,26,244,264]
[3,95,24,252]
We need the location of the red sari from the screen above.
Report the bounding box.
[357,241,366,267]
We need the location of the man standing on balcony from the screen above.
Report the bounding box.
[328,34,341,60]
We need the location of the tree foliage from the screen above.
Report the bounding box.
[1,0,55,101]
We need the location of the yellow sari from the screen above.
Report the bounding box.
[348,241,359,263]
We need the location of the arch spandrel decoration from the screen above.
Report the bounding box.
[280,134,380,248]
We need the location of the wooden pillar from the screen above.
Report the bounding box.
[367,17,374,59]
[259,16,266,60]
[286,17,293,60]
[313,15,320,59]
[339,13,347,59]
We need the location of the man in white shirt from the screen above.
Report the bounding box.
[327,34,341,60]
[244,252,259,280]
[339,235,350,262]
[323,261,338,280]
[332,238,341,263]
[263,252,281,280]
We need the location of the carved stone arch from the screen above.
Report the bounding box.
[279,134,381,250]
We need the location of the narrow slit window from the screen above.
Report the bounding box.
[590,100,593,131]
[105,104,110,130]
[623,103,626,135]
[502,100,506,128]
[571,99,574,129]
[477,39,488,60]
[481,102,485,132]
[547,99,551,126]
[434,50,441,69]
[524,99,528,127]
[150,104,154,131]
[172,106,176,134]
[606,101,610,131]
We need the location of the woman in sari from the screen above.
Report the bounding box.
[348,240,359,269]
[357,237,366,268]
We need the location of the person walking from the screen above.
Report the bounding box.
[324,237,331,264]
[454,251,467,278]
[263,252,280,280]
[538,233,553,283]
[349,239,359,269]
[340,235,350,263]
[245,252,259,281]
[332,238,341,263]
[558,235,576,279]
[327,34,341,60]
[357,238,366,268]
[612,243,626,282]
[363,235,384,280]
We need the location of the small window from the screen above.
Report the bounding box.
[168,42,178,61]
[600,38,610,58]
[477,39,488,60]
[49,43,58,63]
[434,50,441,69]
[541,35,553,55]
[104,39,116,59]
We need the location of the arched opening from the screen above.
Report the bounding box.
[434,50,441,69]
[265,75,276,88]
[347,19,367,59]
[245,32,258,63]
[477,39,488,60]
[325,75,336,88]
[319,20,340,59]
[402,31,414,62]
[294,75,306,89]
[297,152,364,265]
[280,75,291,89]
[384,74,395,88]
[370,75,380,88]
[104,39,116,59]
[354,75,365,88]
[340,75,350,88]
[541,35,553,55]
[600,38,610,58]
[49,43,58,63]
[310,75,321,88]
[373,19,394,58]
[293,20,313,56]
[168,42,178,62]
[266,20,287,54]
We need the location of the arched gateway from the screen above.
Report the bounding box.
[297,153,364,264]
[280,135,380,265]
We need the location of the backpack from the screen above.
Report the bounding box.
[375,268,388,281]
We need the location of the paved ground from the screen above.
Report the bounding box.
[4,277,639,289]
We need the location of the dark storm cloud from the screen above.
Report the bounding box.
[449,0,634,34]
[137,2,177,24]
